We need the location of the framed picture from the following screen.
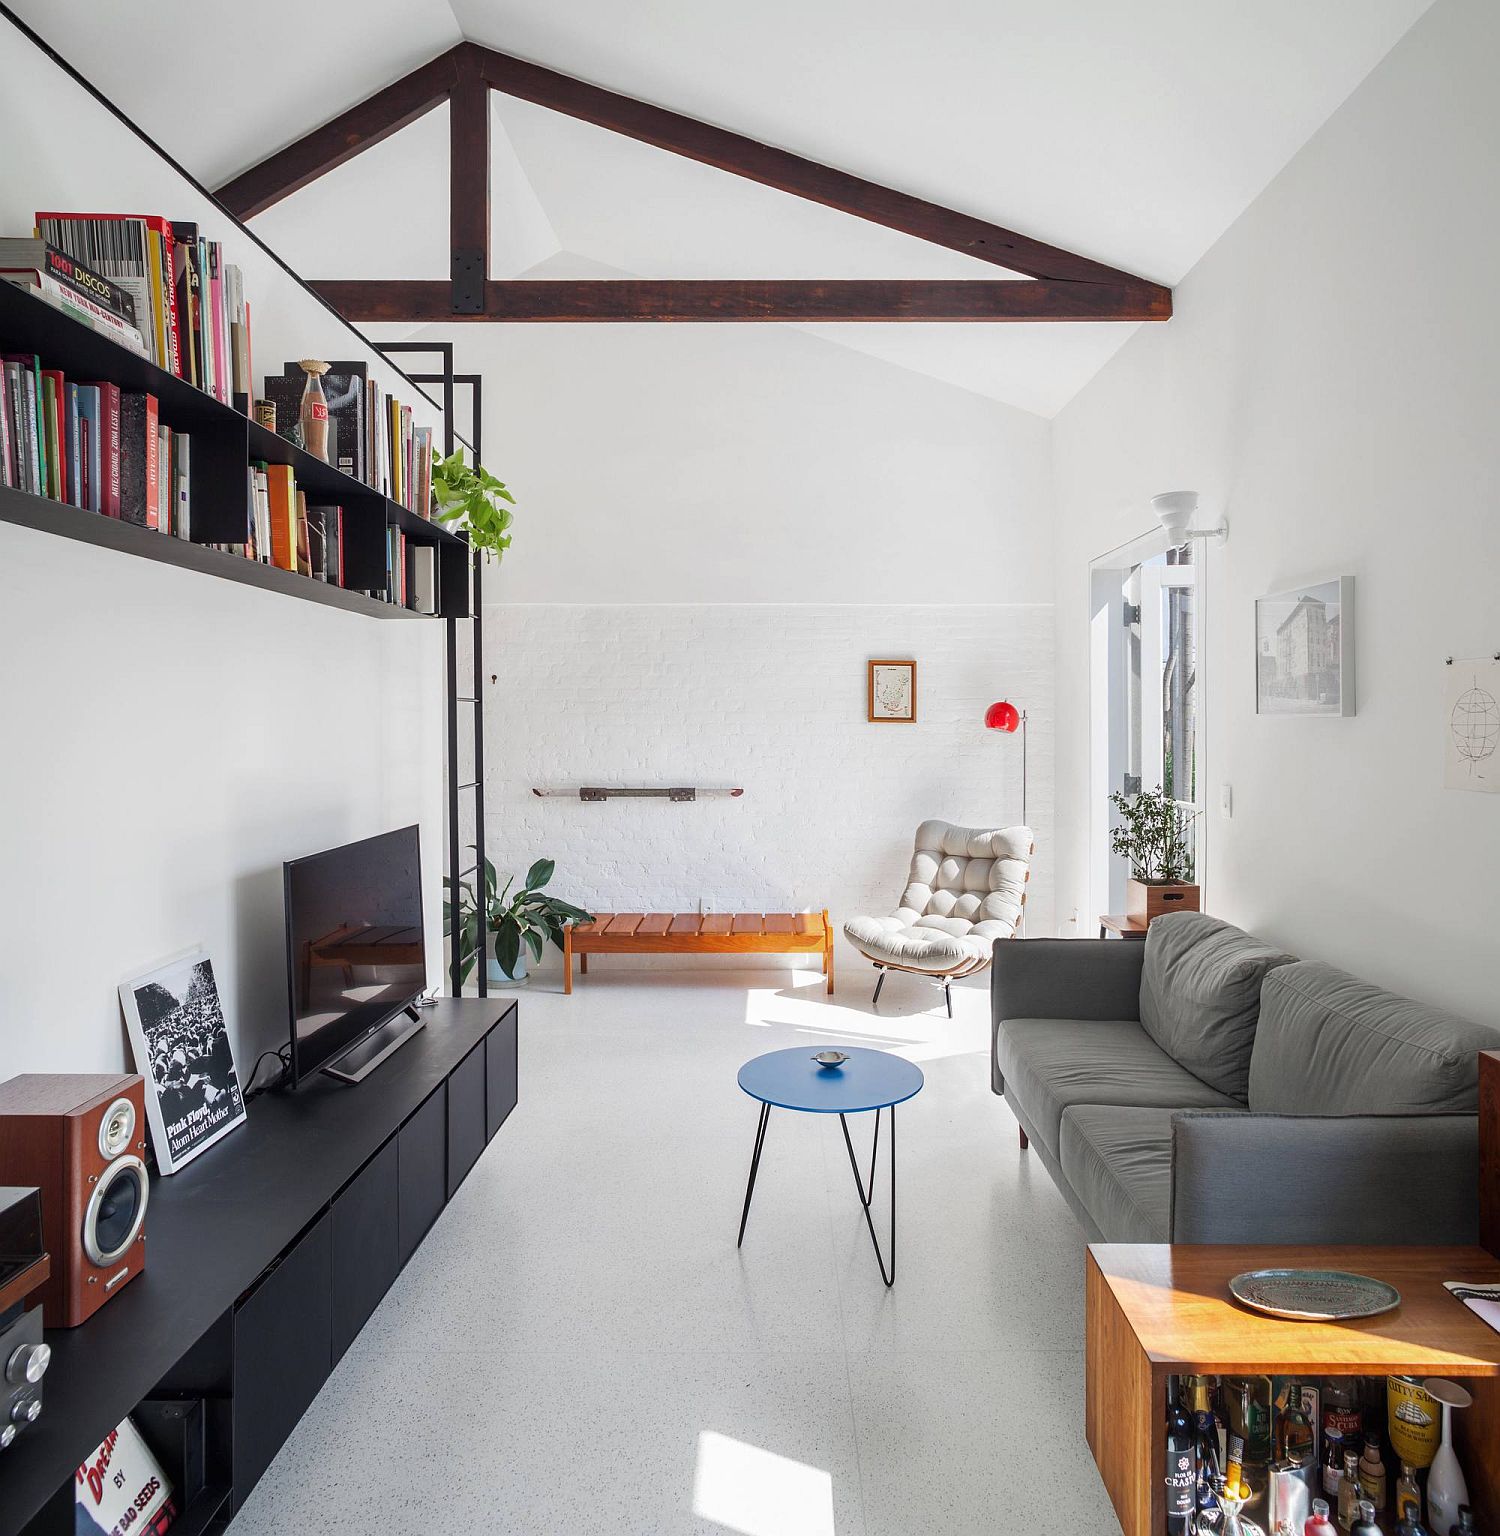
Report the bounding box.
[867,659,917,723]
[1254,575,1354,717]
[1444,656,1500,793]
[119,948,246,1174]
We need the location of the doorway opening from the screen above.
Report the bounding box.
[1089,532,1206,924]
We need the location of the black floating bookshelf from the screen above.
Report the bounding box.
[0,281,469,620]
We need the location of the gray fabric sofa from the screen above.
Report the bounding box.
[991,913,1500,1244]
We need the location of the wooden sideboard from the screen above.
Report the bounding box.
[1086,1243,1500,1536]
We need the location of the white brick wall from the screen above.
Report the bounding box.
[469,603,1054,976]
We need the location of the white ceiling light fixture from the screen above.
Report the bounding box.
[1152,490,1227,544]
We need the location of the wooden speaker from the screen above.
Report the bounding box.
[0,1074,148,1327]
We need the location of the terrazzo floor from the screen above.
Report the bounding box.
[230,962,1121,1535]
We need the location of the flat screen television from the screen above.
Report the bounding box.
[283,825,427,1086]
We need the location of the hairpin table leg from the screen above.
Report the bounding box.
[840,1106,896,1286]
[736,1101,771,1248]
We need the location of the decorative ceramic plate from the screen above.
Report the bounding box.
[1228,1269,1401,1321]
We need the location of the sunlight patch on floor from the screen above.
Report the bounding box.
[692,1431,837,1536]
[739,974,987,1066]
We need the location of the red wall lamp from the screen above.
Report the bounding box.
[984,700,1028,827]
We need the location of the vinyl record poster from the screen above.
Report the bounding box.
[120,948,246,1174]
[75,1416,177,1535]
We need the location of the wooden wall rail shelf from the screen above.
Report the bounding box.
[1086,1243,1500,1536]
[0,281,468,620]
[0,1000,518,1536]
[531,786,744,801]
[567,911,833,995]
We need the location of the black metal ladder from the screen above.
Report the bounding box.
[375,342,488,998]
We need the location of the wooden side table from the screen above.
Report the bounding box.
[1098,913,1151,940]
[1086,1243,1500,1536]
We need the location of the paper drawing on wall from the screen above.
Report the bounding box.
[119,948,246,1174]
[1444,657,1500,793]
[867,659,916,723]
[1254,576,1354,717]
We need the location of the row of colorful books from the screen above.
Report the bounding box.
[219,463,349,586]
[206,468,438,612]
[28,213,251,402]
[0,238,148,355]
[258,362,435,515]
[1,352,189,534]
[387,529,439,614]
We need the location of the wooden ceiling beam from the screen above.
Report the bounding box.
[216,48,465,221]
[464,42,1167,300]
[220,43,1172,322]
[310,277,1171,323]
[448,46,490,312]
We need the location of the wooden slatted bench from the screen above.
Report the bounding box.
[565,910,833,994]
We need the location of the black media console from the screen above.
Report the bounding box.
[0,999,518,1536]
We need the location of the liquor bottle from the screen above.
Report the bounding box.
[1350,1499,1383,1536]
[1304,1497,1338,1536]
[1388,1378,1439,1472]
[1322,1379,1362,1451]
[1322,1431,1345,1500]
[1191,1376,1226,1532]
[1451,1506,1476,1536]
[1277,1380,1317,1467]
[1338,1446,1362,1530]
[1359,1430,1388,1511]
[1394,1521,1434,1536]
[1165,1376,1196,1535]
[298,360,331,463]
[1394,1463,1422,1524]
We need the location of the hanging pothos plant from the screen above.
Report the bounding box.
[431,447,517,561]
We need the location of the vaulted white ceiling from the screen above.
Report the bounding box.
[12,0,1435,414]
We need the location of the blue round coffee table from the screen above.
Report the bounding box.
[736,1047,924,1286]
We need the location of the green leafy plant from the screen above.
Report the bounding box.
[443,854,592,986]
[431,447,517,562]
[1107,784,1198,883]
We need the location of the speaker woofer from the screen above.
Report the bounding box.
[82,1156,148,1267]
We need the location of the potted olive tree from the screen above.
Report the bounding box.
[444,856,592,986]
[1107,784,1201,920]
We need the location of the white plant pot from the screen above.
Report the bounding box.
[487,931,529,986]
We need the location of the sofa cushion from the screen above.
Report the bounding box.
[1059,1105,1199,1243]
[994,1017,1242,1159]
[1248,961,1500,1115]
[1139,912,1296,1101]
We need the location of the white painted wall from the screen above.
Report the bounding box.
[478,603,1052,977]
[420,323,1055,605]
[1051,0,1500,1023]
[411,323,1059,971]
[0,21,448,1075]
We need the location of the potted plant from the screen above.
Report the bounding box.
[444,856,593,986]
[430,447,517,561]
[1107,784,1201,920]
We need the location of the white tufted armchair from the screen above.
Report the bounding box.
[843,820,1034,1014]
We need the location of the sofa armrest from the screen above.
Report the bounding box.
[1170,1111,1479,1245]
[992,939,1144,1024]
[991,939,1146,1095]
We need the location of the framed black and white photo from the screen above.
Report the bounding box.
[1255,575,1355,717]
[119,949,246,1174]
